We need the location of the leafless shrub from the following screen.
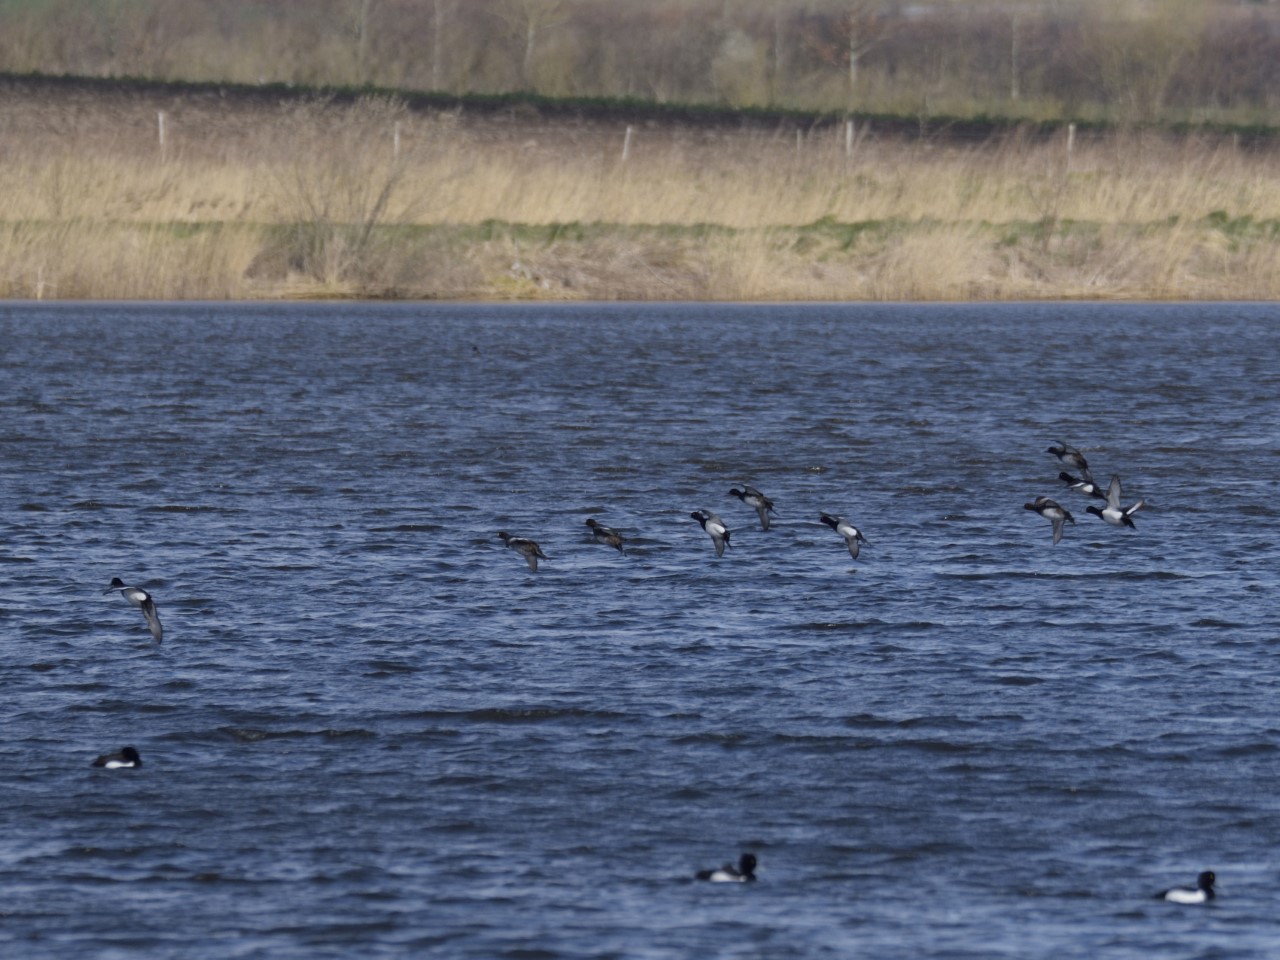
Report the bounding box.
[265,95,425,289]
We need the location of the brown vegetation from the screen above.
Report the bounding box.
[3,77,1280,301]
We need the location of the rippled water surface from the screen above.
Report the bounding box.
[2,301,1279,958]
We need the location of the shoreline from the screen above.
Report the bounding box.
[3,77,1279,302]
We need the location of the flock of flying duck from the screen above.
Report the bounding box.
[96,442,1206,902]
[102,441,1132,648]
[100,442,1135,642]
[1024,442,1147,545]
[499,484,868,572]
[496,441,1143,573]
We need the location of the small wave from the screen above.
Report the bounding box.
[145,504,239,514]
[363,659,418,674]
[410,706,630,724]
[785,620,890,632]
[668,732,752,747]
[891,738,975,754]
[216,726,376,742]
[1217,741,1278,758]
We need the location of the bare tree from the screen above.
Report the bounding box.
[803,1,892,104]
[1082,0,1208,121]
[431,0,453,90]
[354,0,374,84]
[494,0,568,90]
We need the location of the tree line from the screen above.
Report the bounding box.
[1,0,1278,124]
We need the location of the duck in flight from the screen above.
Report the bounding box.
[1047,442,1092,481]
[584,518,625,554]
[819,512,869,560]
[103,577,163,643]
[1057,471,1106,500]
[497,532,549,572]
[728,485,777,531]
[690,510,731,557]
[1024,497,1075,545]
[1086,474,1145,529]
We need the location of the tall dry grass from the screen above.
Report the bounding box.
[2,88,1280,299]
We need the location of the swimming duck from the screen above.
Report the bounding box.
[728,485,777,531]
[584,518,625,554]
[497,531,549,572]
[1047,442,1092,481]
[819,512,869,560]
[690,510,731,558]
[103,577,163,643]
[92,746,142,769]
[1156,870,1215,904]
[696,853,757,883]
[1024,497,1075,545]
[1086,475,1145,529]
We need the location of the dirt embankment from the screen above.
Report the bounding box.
[3,73,1280,301]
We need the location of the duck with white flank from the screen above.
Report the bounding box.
[1057,471,1106,500]
[1024,497,1075,545]
[1047,442,1092,481]
[103,577,163,643]
[584,518,625,554]
[92,746,142,769]
[819,512,869,560]
[497,531,549,572]
[695,852,757,883]
[728,485,778,531]
[690,510,731,557]
[1086,474,1146,529]
[1156,870,1215,904]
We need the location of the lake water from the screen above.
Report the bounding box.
[1,300,1278,959]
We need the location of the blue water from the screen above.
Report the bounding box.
[1,301,1278,958]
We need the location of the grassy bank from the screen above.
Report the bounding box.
[3,80,1280,300]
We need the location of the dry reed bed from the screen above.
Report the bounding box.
[1,87,1279,300]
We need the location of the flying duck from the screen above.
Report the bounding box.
[1057,470,1106,500]
[103,577,163,643]
[584,518,625,554]
[497,531,549,571]
[690,510,731,557]
[1047,442,1092,480]
[1086,475,1145,529]
[1024,497,1075,545]
[819,512,869,560]
[728,485,777,531]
